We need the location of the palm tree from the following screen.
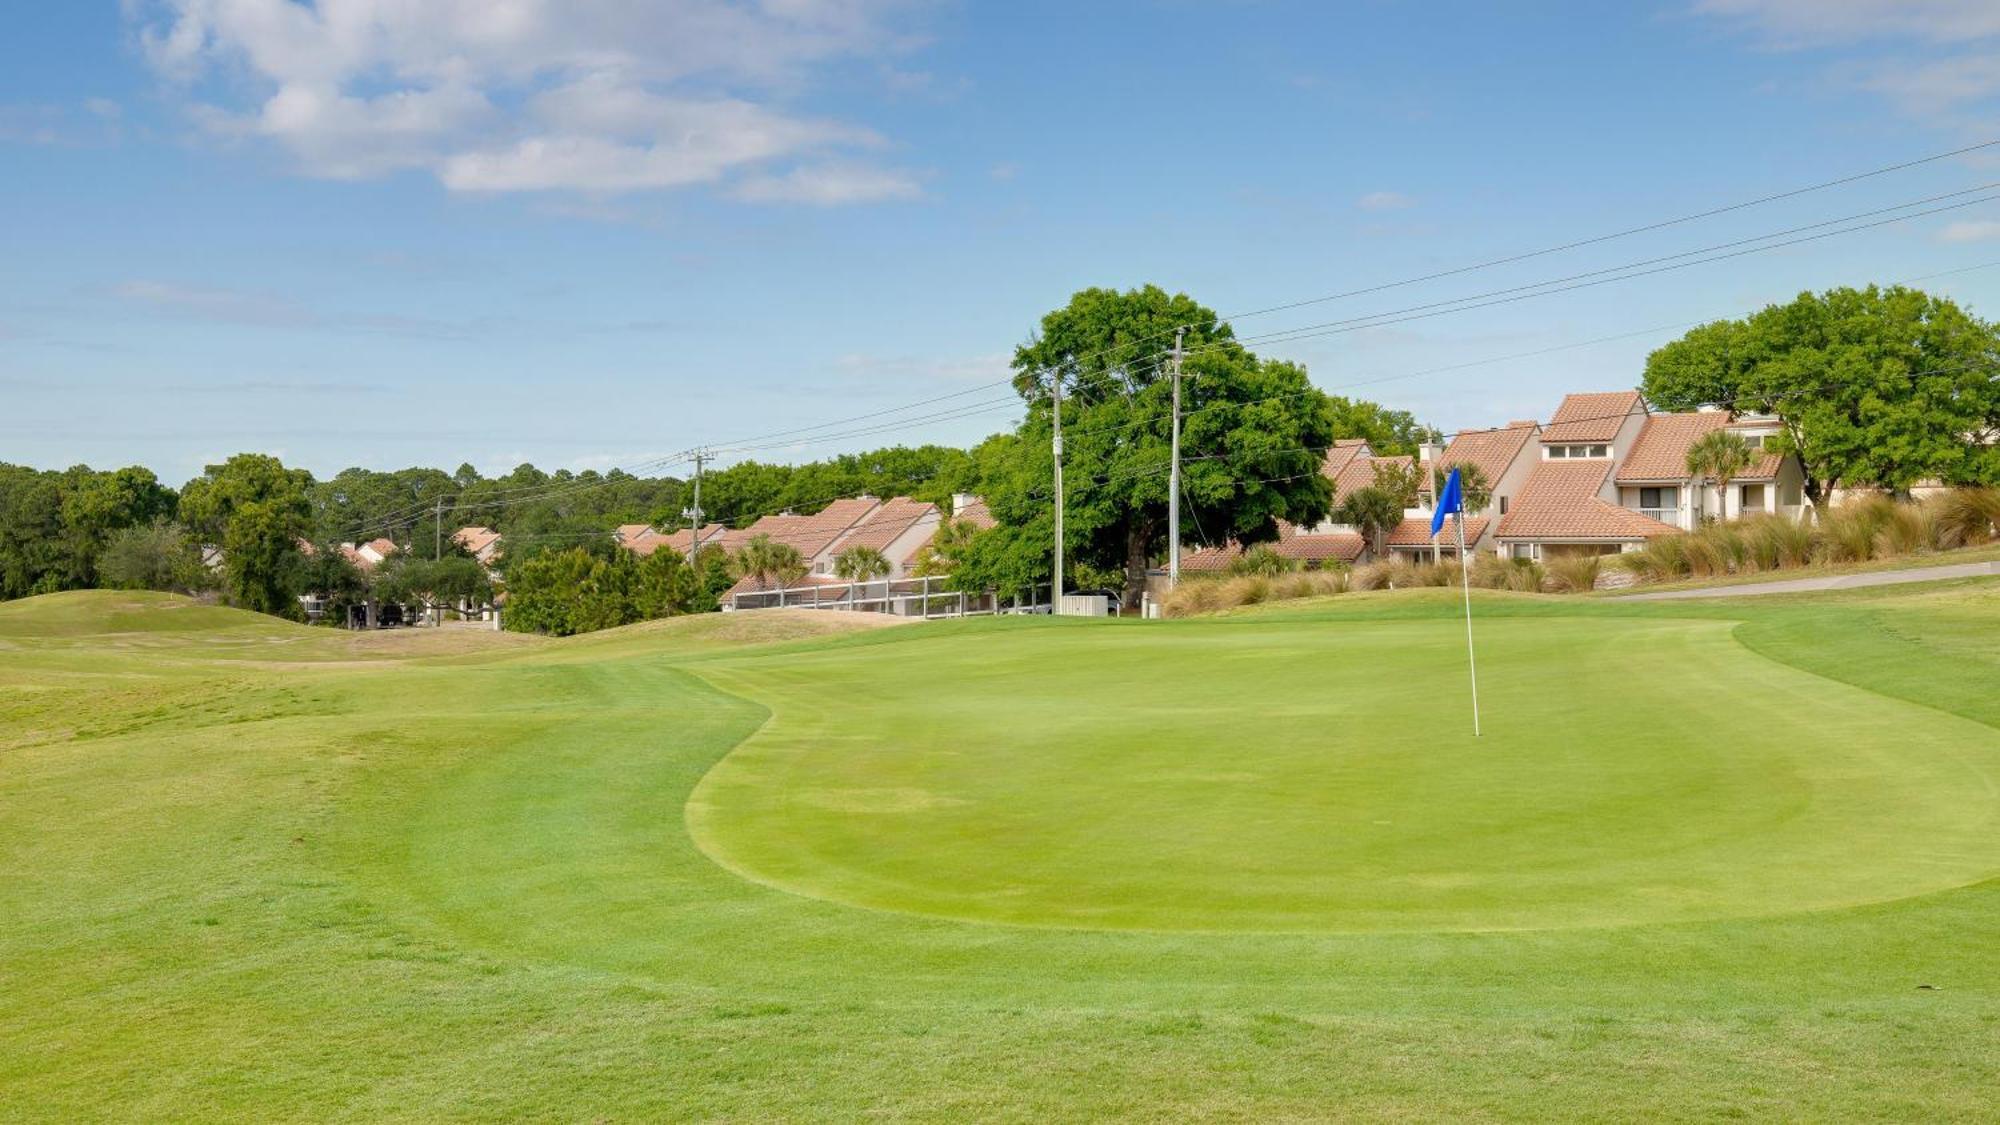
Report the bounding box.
[1686,429,1755,524]
[834,545,893,609]
[1339,486,1404,561]
[732,534,807,592]
[1441,461,1493,514]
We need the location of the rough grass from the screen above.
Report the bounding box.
[1617,488,2000,586]
[3,587,1999,1120]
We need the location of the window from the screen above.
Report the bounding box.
[1740,483,1766,512]
[1498,496,1508,515]
[1639,487,1666,508]
[1548,444,1609,459]
[1547,445,1568,459]
[1510,542,1537,560]
[1590,444,1609,458]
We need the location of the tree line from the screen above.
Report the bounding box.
[8,282,1990,628]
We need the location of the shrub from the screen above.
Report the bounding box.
[1617,535,1690,583]
[1875,501,1936,556]
[1681,533,1725,577]
[98,520,209,594]
[1543,554,1602,593]
[1468,554,1515,589]
[1162,569,1350,617]
[1408,561,1458,587]
[1162,578,1224,618]
[1229,544,1298,577]
[1928,487,2000,549]
[1702,521,1755,573]
[1742,513,1816,568]
[1350,562,1390,591]
[1820,497,1892,563]
[1505,560,1545,592]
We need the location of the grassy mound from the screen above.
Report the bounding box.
[0,589,292,638]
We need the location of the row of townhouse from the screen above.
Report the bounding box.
[609,494,997,603]
[1184,389,1810,571]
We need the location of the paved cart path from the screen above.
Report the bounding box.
[1616,559,2000,601]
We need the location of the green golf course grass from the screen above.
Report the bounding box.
[3,584,1997,1119]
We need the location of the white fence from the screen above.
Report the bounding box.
[730,575,1024,618]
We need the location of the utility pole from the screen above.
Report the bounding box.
[1051,368,1064,608]
[1168,327,1185,588]
[1425,443,1445,565]
[434,497,444,560]
[686,448,709,569]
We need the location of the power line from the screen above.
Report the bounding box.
[581,139,2000,472]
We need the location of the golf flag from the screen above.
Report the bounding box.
[1430,467,1463,537]
[1435,464,1482,737]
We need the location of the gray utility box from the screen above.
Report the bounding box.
[1056,594,1111,617]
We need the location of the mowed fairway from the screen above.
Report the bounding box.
[2,585,1998,1120]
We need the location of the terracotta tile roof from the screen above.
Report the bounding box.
[615,523,657,544]
[953,496,996,530]
[1617,414,1789,482]
[452,526,501,557]
[1319,440,1372,483]
[650,523,727,557]
[721,497,883,559]
[1178,544,1241,572]
[1178,525,1366,571]
[833,497,938,555]
[1615,412,1728,482]
[1540,390,1644,443]
[1386,516,1490,547]
[1328,453,1414,506]
[1440,423,1537,485]
[1496,461,1679,541]
[1739,450,1786,481]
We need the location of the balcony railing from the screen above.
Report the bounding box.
[1636,506,1683,528]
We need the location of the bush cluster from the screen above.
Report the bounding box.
[1618,488,2000,583]
[1161,554,1557,617]
[503,546,731,636]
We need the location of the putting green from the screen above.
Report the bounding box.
[687,614,2000,933]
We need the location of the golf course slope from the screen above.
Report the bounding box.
[3,584,1997,1120]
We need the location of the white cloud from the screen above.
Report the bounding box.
[1356,190,1415,211]
[732,161,922,204]
[1692,1,2000,48]
[1861,53,2000,113]
[1692,1,2000,129]
[1938,218,2000,242]
[109,279,313,327]
[130,0,926,201]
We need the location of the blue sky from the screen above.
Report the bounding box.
[6,1,2000,484]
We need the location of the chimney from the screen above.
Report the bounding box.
[952,492,975,515]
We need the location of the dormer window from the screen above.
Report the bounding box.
[1546,443,1609,459]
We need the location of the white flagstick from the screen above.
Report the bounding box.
[1456,509,1481,737]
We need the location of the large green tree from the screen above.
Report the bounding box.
[1642,286,2000,505]
[179,454,315,617]
[972,286,1338,604]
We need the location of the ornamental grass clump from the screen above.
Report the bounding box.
[1874,500,1936,557]
[1927,487,2000,549]
[1741,513,1816,568]
[1820,497,1892,563]
[1543,554,1602,593]
[1620,534,1691,582]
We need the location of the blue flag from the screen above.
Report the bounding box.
[1430,466,1463,537]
